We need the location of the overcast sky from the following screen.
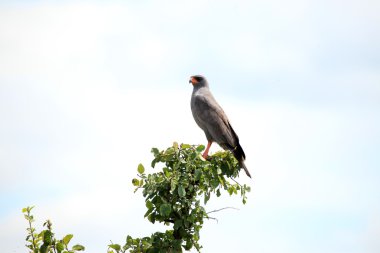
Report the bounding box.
[0,0,379,252]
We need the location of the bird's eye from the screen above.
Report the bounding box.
[195,76,203,82]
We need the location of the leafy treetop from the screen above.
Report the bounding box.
[111,143,250,253]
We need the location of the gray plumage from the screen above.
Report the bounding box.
[190,75,251,178]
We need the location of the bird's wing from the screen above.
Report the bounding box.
[193,94,239,148]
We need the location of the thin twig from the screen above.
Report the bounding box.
[207,206,239,215]
[231,177,242,187]
[205,216,219,223]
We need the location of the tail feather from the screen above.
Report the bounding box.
[239,159,251,178]
[233,144,251,178]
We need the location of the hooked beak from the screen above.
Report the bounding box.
[189,76,197,85]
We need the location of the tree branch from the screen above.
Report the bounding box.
[207,206,239,215]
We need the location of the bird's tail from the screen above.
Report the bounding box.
[239,159,252,178]
[233,144,251,178]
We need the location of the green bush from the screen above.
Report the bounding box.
[23,143,250,253]
[23,206,85,253]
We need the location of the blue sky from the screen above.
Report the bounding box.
[0,0,379,252]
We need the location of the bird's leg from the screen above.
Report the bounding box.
[202,141,212,159]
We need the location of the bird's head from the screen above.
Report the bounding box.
[189,75,208,87]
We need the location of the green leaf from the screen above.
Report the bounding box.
[43,230,52,244]
[144,208,153,218]
[227,186,234,195]
[147,213,156,223]
[204,192,210,204]
[173,142,179,150]
[194,169,202,181]
[211,179,219,188]
[132,178,139,186]
[72,244,85,251]
[151,147,159,156]
[56,242,65,253]
[170,179,177,193]
[146,200,153,210]
[137,163,145,174]
[164,168,171,177]
[108,244,121,251]
[126,235,133,245]
[174,219,183,230]
[181,144,191,149]
[63,234,73,246]
[196,145,205,152]
[39,243,48,253]
[178,185,186,198]
[184,239,193,250]
[165,147,175,156]
[151,158,158,168]
[142,240,152,250]
[159,204,172,217]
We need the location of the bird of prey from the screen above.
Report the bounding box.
[189,75,251,178]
